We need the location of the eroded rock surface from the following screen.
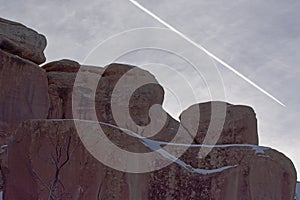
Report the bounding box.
[42,59,80,73]
[0,49,49,144]
[45,62,164,122]
[45,62,179,146]
[0,18,47,64]
[180,102,258,145]
[0,17,297,200]
[5,120,296,200]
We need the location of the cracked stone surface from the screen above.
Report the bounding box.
[5,120,296,200]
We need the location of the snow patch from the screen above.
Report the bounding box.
[40,119,272,174]
[140,137,238,175]
[75,119,239,174]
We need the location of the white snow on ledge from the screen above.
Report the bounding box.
[44,119,269,149]
[152,140,269,154]
[36,119,273,174]
[140,137,238,174]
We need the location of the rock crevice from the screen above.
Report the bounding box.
[0,17,297,200]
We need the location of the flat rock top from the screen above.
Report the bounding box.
[179,101,258,145]
[42,59,80,72]
[0,17,47,64]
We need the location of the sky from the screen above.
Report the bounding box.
[1,0,299,180]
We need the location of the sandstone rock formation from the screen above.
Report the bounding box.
[0,18,47,64]
[0,18,49,196]
[0,49,49,144]
[5,120,296,200]
[42,59,80,73]
[44,61,179,149]
[180,102,258,145]
[0,17,297,200]
[43,60,80,119]
[44,61,164,123]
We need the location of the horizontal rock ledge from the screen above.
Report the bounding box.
[5,119,296,200]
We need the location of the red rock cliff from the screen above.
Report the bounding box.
[0,17,297,200]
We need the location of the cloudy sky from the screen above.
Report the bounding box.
[1,0,299,179]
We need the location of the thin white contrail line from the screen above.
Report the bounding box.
[129,0,286,107]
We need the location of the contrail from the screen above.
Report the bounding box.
[129,0,286,107]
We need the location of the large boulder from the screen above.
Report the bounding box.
[0,18,47,64]
[44,61,164,123]
[0,49,49,144]
[42,59,80,73]
[94,63,164,127]
[180,102,258,145]
[43,60,80,119]
[5,119,296,200]
[44,61,178,144]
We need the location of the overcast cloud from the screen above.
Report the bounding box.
[1,0,299,180]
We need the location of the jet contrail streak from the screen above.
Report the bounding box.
[129,0,286,107]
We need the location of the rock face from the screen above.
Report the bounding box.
[42,59,80,73]
[6,120,106,200]
[0,49,49,144]
[45,62,178,145]
[0,18,47,64]
[180,102,258,145]
[44,61,164,123]
[0,18,49,196]
[43,60,80,119]
[5,120,296,200]
[94,63,164,127]
[0,17,297,200]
